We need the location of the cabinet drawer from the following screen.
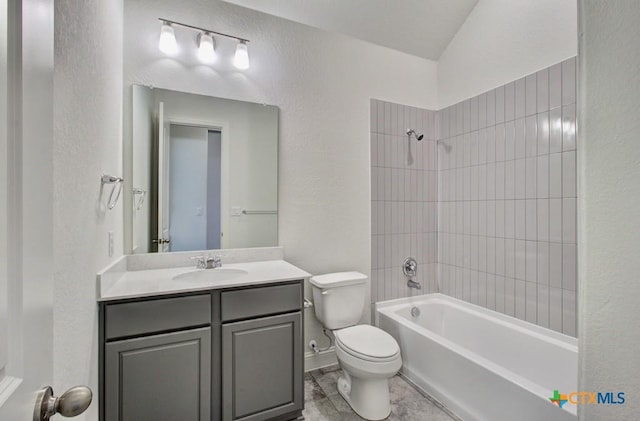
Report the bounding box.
[221,282,301,322]
[105,294,211,340]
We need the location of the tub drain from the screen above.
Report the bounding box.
[411,307,420,317]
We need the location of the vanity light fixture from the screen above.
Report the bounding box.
[158,18,250,69]
[158,21,178,55]
[197,32,216,63]
[233,40,249,70]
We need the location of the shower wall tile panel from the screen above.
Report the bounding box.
[370,99,438,303]
[436,58,577,337]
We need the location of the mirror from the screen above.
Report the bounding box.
[130,85,278,253]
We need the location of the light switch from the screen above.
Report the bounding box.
[196,207,203,216]
[231,206,242,216]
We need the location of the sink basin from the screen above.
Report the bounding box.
[172,268,248,283]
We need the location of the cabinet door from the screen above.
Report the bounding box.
[222,312,302,421]
[105,327,211,421]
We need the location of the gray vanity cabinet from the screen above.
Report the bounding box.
[99,280,304,421]
[104,328,211,421]
[221,312,302,421]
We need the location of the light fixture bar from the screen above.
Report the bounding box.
[158,18,250,43]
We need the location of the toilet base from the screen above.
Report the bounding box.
[337,371,392,420]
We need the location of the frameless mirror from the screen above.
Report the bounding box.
[129,85,278,253]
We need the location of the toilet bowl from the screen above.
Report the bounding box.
[309,272,402,421]
[334,325,402,420]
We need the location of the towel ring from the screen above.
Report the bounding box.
[101,174,123,210]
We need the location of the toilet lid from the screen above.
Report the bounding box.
[335,325,400,360]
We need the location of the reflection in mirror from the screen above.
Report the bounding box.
[130,85,278,253]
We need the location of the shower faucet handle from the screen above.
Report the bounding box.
[403,257,418,278]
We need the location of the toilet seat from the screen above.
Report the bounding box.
[335,325,400,363]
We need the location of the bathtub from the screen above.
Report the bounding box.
[376,294,577,421]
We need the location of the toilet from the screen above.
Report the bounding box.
[310,272,401,420]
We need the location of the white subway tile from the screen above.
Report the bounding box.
[513,200,524,239]
[505,121,515,160]
[537,155,549,198]
[537,68,549,113]
[515,158,526,199]
[526,74,537,117]
[516,77,527,119]
[479,93,487,129]
[526,281,537,323]
[525,115,537,157]
[495,238,505,276]
[495,162,505,199]
[505,277,516,316]
[549,62,562,110]
[515,279,527,319]
[537,112,550,155]
[515,118,526,159]
[463,99,471,134]
[487,163,496,200]
[549,198,563,243]
[562,244,577,291]
[495,124,505,161]
[487,89,496,127]
[562,150,577,198]
[487,237,496,274]
[526,240,537,283]
[495,200,505,238]
[486,201,496,237]
[537,283,550,328]
[563,198,576,243]
[562,289,576,336]
[515,240,526,281]
[478,128,487,164]
[495,275,506,312]
[526,199,537,240]
[549,153,563,198]
[495,85,505,124]
[506,200,516,239]
[486,126,496,163]
[549,243,562,288]
[505,160,515,199]
[562,104,576,151]
[562,57,576,106]
[549,287,563,332]
[471,96,479,131]
[526,157,537,199]
[549,107,563,153]
[479,271,487,306]
[537,241,550,285]
[505,82,516,122]
[478,165,487,200]
[505,238,516,279]
[537,199,549,242]
[479,236,487,273]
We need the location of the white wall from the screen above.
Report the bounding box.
[578,1,640,418]
[437,0,577,108]
[124,0,438,368]
[53,1,123,419]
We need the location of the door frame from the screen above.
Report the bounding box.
[164,117,229,250]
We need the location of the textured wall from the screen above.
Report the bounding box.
[578,1,640,418]
[437,59,578,336]
[438,0,577,108]
[53,1,123,419]
[370,99,438,302]
[123,0,438,369]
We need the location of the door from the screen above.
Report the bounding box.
[104,328,211,421]
[221,313,303,421]
[0,0,60,419]
[156,102,171,252]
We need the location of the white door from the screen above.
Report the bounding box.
[157,102,171,252]
[0,1,91,419]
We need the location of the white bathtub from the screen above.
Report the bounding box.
[376,294,577,421]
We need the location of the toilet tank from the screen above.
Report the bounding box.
[309,272,368,330]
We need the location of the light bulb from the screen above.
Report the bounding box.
[234,40,249,70]
[158,22,177,55]
[197,32,216,63]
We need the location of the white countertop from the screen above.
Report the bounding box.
[98,259,311,301]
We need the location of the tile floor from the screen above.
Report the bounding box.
[303,365,460,421]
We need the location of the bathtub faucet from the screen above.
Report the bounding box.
[407,279,422,290]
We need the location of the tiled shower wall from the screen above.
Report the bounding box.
[370,99,438,303]
[436,58,577,336]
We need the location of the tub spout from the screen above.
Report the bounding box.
[407,279,422,289]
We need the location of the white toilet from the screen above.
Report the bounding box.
[310,272,401,420]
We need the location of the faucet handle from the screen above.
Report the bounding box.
[190,256,206,269]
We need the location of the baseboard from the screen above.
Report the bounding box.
[304,346,337,372]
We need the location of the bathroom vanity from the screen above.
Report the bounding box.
[97,252,309,421]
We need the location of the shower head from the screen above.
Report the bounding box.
[406,129,424,141]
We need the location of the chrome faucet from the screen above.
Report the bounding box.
[191,254,222,269]
[407,279,422,290]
